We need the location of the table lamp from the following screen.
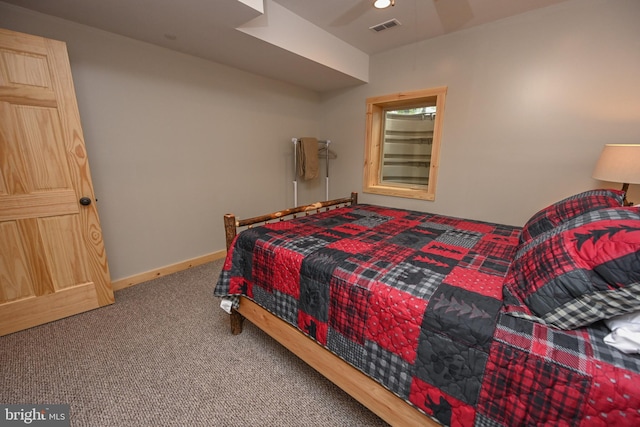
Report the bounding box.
[592,144,640,205]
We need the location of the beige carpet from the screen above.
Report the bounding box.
[0,260,388,426]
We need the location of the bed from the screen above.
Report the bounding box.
[214,190,640,426]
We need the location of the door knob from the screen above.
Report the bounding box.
[79,197,92,206]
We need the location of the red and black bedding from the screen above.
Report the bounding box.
[215,189,640,426]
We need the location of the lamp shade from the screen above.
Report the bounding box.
[592,144,640,184]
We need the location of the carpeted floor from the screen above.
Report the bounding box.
[0,260,388,426]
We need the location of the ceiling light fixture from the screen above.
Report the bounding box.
[374,0,395,9]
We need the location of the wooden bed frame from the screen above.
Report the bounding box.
[222,193,439,427]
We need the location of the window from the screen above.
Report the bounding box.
[363,87,447,201]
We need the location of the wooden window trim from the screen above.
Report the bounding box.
[363,87,447,201]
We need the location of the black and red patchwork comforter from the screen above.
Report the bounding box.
[214,204,640,426]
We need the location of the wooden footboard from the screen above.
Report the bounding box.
[223,192,358,335]
[223,192,359,250]
[220,192,439,426]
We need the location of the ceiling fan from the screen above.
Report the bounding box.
[330,0,473,33]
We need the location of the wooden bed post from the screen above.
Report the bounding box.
[223,214,237,251]
[223,213,245,335]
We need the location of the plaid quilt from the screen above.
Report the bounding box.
[214,204,640,426]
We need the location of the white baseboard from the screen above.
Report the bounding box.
[111,250,226,291]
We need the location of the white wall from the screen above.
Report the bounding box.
[321,0,640,226]
[0,3,325,281]
[2,0,639,281]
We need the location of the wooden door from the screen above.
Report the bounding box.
[0,28,114,336]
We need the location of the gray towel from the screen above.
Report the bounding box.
[297,137,319,180]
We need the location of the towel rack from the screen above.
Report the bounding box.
[292,138,331,207]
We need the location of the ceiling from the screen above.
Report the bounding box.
[2,0,571,92]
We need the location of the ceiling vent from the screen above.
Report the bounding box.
[369,19,402,33]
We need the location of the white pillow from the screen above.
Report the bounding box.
[604,311,640,354]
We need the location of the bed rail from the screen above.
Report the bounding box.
[223,192,358,250]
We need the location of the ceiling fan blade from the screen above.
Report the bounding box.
[433,0,474,33]
[330,0,372,27]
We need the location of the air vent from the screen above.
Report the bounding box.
[369,19,402,33]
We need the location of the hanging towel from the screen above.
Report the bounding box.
[297,137,319,180]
